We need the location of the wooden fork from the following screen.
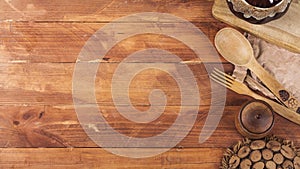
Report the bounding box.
[210,68,300,125]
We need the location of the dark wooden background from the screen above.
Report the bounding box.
[0,0,299,168]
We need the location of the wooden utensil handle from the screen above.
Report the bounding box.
[250,60,300,113]
[246,87,300,125]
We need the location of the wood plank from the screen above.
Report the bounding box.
[0,105,299,148]
[0,1,299,168]
[0,62,245,105]
[0,147,223,168]
[0,105,237,148]
[0,0,217,22]
[0,22,227,63]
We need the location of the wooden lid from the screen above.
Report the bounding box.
[240,100,274,134]
[235,100,274,139]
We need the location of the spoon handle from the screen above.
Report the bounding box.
[249,60,300,113]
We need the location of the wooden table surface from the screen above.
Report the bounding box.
[0,0,299,168]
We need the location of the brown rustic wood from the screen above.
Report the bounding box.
[274,153,285,165]
[0,63,245,106]
[252,161,265,169]
[235,100,275,139]
[1,105,300,148]
[0,147,223,169]
[0,0,218,22]
[222,136,300,169]
[0,0,299,168]
[267,140,282,152]
[262,149,274,161]
[294,156,300,169]
[266,161,277,169]
[282,160,294,169]
[250,150,262,162]
[281,145,296,160]
[0,22,227,63]
[238,146,251,158]
[250,140,266,150]
[229,155,240,168]
[0,105,241,148]
[240,159,252,169]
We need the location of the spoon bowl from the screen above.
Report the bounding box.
[214,27,254,66]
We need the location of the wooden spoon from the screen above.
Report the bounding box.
[214,27,300,113]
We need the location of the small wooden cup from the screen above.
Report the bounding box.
[235,100,274,139]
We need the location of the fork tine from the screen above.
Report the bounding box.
[211,70,234,84]
[210,74,226,88]
[213,68,235,81]
[210,72,231,88]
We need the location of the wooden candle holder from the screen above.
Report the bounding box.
[235,100,274,139]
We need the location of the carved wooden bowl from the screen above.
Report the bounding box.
[235,100,274,139]
[226,0,292,24]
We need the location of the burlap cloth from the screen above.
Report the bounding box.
[233,34,300,101]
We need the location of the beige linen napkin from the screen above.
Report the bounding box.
[233,34,300,100]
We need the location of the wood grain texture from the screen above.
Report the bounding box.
[0,63,248,105]
[0,105,299,148]
[0,147,223,169]
[0,0,299,168]
[0,22,226,63]
[212,0,300,53]
[0,0,216,22]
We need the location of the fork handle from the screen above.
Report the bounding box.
[249,60,300,113]
[246,88,300,125]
